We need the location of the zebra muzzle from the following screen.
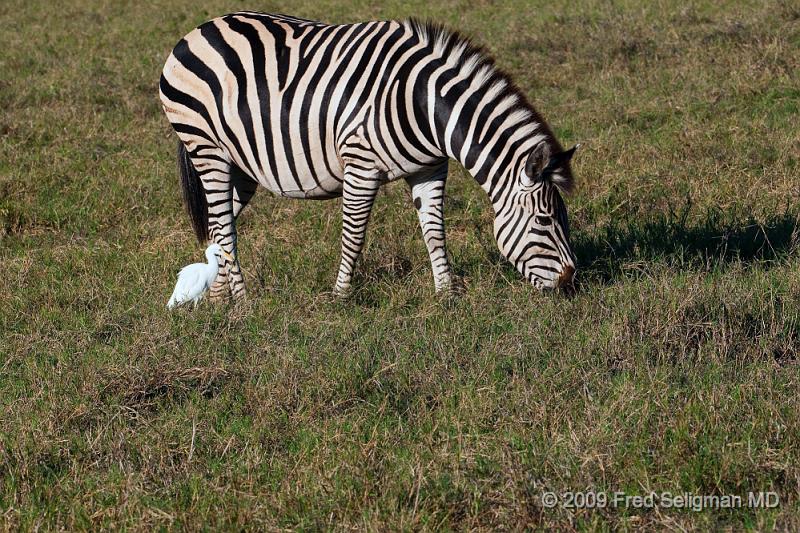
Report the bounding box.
[557,265,575,288]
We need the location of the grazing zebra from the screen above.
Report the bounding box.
[159,12,578,299]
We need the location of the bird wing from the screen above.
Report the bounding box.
[177,263,198,276]
[168,263,208,307]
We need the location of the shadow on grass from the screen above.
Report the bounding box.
[468,206,799,289]
[573,208,800,284]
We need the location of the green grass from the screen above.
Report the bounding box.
[1,0,799,530]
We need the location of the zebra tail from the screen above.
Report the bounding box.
[177,141,208,243]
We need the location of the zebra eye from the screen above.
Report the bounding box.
[534,215,552,226]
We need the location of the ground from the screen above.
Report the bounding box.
[1,0,799,530]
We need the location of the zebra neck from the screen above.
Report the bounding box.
[440,99,547,208]
[427,71,547,208]
[401,20,551,207]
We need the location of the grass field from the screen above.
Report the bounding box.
[1,0,799,530]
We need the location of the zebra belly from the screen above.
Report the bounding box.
[247,151,345,199]
[270,179,343,199]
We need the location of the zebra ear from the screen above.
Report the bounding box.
[544,144,578,172]
[545,144,579,193]
[522,142,551,187]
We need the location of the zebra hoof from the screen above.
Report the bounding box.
[435,277,465,296]
[208,288,232,303]
[332,286,352,299]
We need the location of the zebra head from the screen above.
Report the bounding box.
[493,142,578,290]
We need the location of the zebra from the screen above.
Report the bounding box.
[159,12,578,299]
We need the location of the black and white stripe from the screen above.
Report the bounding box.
[159,13,578,298]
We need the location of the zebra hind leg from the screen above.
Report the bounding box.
[186,149,243,302]
[204,175,256,301]
[223,166,258,299]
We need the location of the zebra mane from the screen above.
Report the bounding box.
[403,19,573,193]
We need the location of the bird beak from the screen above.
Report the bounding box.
[223,252,234,261]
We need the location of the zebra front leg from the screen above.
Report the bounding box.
[406,165,452,292]
[224,168,258,299]
[333,169,383,297]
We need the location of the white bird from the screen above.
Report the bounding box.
[167,243,233,309]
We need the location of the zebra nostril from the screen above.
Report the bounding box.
[557,265,575,288]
